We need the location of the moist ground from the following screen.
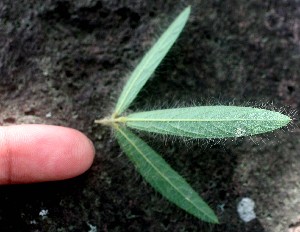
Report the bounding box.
[0,1,300,231]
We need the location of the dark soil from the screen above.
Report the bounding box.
[0,1,300,231]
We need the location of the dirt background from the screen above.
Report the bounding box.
[0,0,300,231]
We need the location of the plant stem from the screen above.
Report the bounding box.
[94,116,126,126]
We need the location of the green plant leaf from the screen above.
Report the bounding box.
[115,125,218,223]
[123,106,291,138]
[114,6,191,116]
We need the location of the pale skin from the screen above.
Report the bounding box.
[0,124,95,184]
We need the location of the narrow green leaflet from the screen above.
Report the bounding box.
[114,6,191,116]
[123,106,291,138]
[115,125,218,223]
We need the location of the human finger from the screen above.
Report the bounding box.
[0,124,95,184]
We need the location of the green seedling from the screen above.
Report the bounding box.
[95,6,291,223]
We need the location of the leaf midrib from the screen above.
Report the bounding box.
[125,118,288,122]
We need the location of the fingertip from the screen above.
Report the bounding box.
[0,125,95,184]
[64,127,95,178]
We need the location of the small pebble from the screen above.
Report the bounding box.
[39,209,48,217]
[237,197,256,222]
[46,112,52,118]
